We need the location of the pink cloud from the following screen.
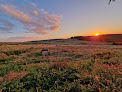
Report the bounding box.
[1,5,32,24]
[50,25,60,31]
[0,4,62,34]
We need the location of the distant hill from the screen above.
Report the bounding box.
[25,34,122,45]
[28,34,122,43]
[29,39,65,42]
[71,34,122,41]
[71,34,122,45]
[1,34,121,45]
[99,34,122,41]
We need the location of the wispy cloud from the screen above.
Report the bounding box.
[0,36,40,42]
[0,3,62,34]
[0,18,15,32]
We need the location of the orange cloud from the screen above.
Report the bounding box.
[50,25,60,31]
[1,5,32,23]
[0,4,62,34]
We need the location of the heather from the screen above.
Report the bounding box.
[0,44,122,92]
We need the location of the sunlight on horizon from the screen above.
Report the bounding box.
[95,33,99,36]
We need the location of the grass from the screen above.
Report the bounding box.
[0,44,122,92]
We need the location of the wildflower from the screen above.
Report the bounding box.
[85,72,89,75]
[113,61,115,63]
[95,75,99,81]
[98,88,101,92]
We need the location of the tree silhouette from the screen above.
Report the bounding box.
[109,0,116,4]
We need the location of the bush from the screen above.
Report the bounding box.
[0,53,8,61]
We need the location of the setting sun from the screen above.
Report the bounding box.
[95,33,99,36]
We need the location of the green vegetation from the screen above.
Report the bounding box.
[0,44,122,92]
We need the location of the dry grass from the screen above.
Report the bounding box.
[0,43,122,92]
[1,71,27,82]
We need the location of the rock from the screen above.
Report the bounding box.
[41,51,52,56]
[41,48,52,56]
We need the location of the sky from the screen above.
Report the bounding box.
[0,0,122,42]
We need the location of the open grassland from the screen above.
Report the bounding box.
[0,44,122,92]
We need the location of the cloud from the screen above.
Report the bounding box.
[31,3,36,7]
[0,18,15,32]
[0,3,62,34]
[9,36,39,40]
[5,36,40,42]
[50,25,60,31]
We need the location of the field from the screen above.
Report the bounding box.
[0,40,122,92]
